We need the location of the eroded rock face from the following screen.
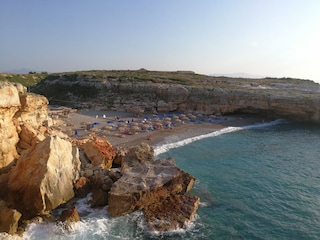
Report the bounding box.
[7,136,80,218]
[0,200,22,234]
[0,82,21,169]
[83,136,117,169]
[108,158,195,217]
[17,123,46,151]
[14,93,49,129]
[144,195,200,232]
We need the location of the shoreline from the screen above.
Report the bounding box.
[54,109,268,150]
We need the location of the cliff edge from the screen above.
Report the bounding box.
[30,70,320,123]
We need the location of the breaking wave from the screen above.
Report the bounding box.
[154,119,285,156]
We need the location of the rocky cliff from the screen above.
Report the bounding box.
[0,81,200,234]
[0,82,50,169]
[31,70,320,123]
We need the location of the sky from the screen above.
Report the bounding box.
[1,0,320,82]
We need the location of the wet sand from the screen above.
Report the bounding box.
[55,109,266,149]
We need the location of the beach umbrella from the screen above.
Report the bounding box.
[164,117,171,121]
[141,124,149,130]
[180,116,189,121]
[173,119,182,123]
[102,125,113,130]
[117,126,125,132]
[172,115,179,119]
[130,126,141,132]
[102,130,111,135]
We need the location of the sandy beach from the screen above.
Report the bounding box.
[52,108,266,149]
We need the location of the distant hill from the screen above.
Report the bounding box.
[1,68,36,74]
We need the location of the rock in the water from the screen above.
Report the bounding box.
[83,136,116,169]
[144,195,200,232]
[7,136,80,218]
[108,158,195,217]
[120,142,154,173]
[0,200,22,234]
[57,206,80,224]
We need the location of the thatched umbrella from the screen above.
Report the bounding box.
[164,117,171,121]
[180,116,189,121]
[118,122,127,127]
[102,125,113,130]
[141,124,149,130]
[102,130,111,135]
[130,125,141,132]
[117,126,125,132]
[173,119,182,124]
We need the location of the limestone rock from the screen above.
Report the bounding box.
[7,136,80,218]
[0,200,22,234]
[0,82,21,169]
[14,93,49,129]
[108,158,195,217]
[120,142,154,173]
[0,82,21,108]
[144,195,200,232]
[17,123,45,150]
[83,136,116,169]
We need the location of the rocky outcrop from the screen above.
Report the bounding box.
[7,136,80,218]
[14,93,49,129]
[0,82,21,169]
[108,158,195,217]
[144,195,200,231]
[0,82,50,169]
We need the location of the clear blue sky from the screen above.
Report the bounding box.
[1,0,320,82]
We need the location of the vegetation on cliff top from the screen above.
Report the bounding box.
[1,69,318,89]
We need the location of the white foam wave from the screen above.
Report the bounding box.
[154,119,285,156]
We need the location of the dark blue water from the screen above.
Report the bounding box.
[23,121,320,239]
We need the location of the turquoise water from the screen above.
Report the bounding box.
[23,120,320,239]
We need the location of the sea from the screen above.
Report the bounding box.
[21,118,320,240]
